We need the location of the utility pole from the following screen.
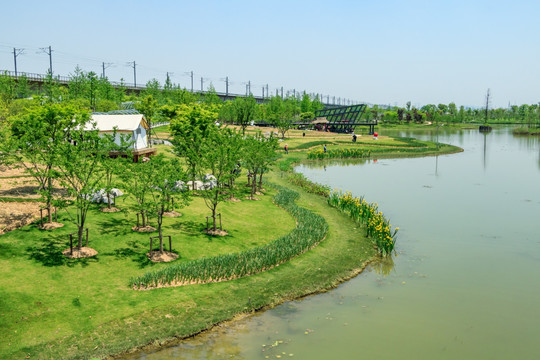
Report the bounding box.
[201,77,204,92]
[126,61,137,87]
[39,46,53,75]
[248,80,251,95]
[102,62,113,78]
[190,71,194,92]
[262,86,265,99]
[266,84,269,99]
[223,76,228,99]
[13,47,24,78]
[280,86,283,99]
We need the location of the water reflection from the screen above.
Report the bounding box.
[127,127,540,360]
[368,254,396,277]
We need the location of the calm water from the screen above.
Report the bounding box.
[126,127,540,359]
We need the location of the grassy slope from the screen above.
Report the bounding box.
[0,184,295,359]
[1,126,462,359]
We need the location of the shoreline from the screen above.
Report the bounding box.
[109,141,462,359]
[4,138,462,360]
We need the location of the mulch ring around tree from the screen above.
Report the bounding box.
[163,211,182,217]
[245,196,260,201]
[100,207,121,213]
[147,251,178,263]
[63,247,98,258]
[39,222,64,230]
[204,229,228,236]
[225,197,241,202]
[132,226,156,232]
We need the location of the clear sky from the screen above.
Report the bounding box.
[1,0,539,108]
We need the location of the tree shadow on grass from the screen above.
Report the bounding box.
[101,239,159,269]
[95,216,132,236]
[169,220,205,236]
[26,234,99,268]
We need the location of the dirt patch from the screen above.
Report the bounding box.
[62,247,98,258]
[163,211,182,217]
[0,176,41,199]
[0,164,27,178]
[147,251,178,263]
[101,207,121,213]
[0,202,41,234]
[225,197,241,202]
[204,229,228,236]
[245,196,260,201]
[132,226,156,232]
[39,222,64,230]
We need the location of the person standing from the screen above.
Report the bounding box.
[284,144,288,154]
[323,144,327,153]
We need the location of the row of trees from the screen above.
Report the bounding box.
[0,96,279,256]
[0,69,325,129]
[366,101,540,127]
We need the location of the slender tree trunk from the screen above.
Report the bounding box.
[158,205,164,252]
[47,165,52,223]
[212,205,217,230]
[250,170,257,199]
[258,172,263,191]
[141,210,147,227]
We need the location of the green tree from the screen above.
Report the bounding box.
[203,83,222,105]
[9,102,85,224]
[198,128,243,232]
[171,103,219,188]
[146,154,190,251]
[300,92,311,113]
[120,159,154,229]
[136,95,158,146]
[233,95,257,134]
[56,113,110,249]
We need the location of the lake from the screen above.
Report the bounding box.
[125,127,540,359]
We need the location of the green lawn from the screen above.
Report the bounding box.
[0,182,295,358]
[0,127,462,359]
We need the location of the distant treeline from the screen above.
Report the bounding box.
[1,68,539,128]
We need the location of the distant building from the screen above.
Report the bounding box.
[88,114,156,161]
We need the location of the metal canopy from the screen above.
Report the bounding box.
[314,104,370,133]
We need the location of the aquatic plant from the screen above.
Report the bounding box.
[327,191,398,255]
[288,172,331,197]
[307,148,371,160]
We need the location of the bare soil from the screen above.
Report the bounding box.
[147,251,178,262]
[62,247,98,258]
[163,211,182,217]
[0,165,65,234]
[0,201,41,234]
[132,225,157,232]
[204,229,228,236]
[39,222,64,230]
[101,207,121,213]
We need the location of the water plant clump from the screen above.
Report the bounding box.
[130,185,328,289]
[327,191,398,255]
[288,172,331,197]
[307,148,371,160]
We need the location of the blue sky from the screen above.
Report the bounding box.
[1,0,539,108]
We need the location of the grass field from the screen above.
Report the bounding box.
[0,125,462,359]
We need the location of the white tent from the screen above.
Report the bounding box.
[88,114,149,150]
